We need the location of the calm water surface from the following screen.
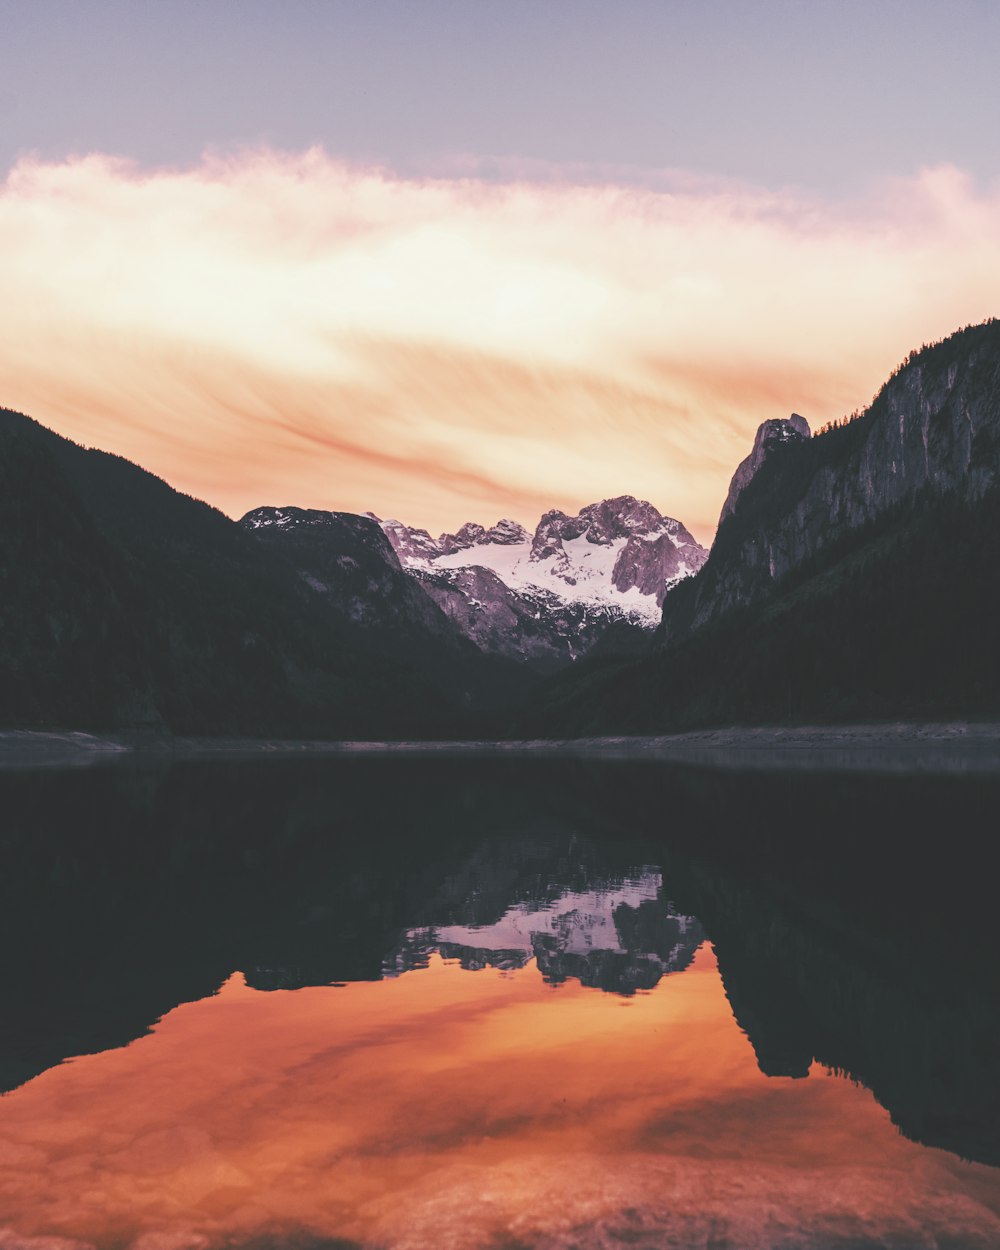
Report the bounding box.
[0,757,998,1249]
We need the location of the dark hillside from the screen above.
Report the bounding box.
[0,425,157,727]
[0,410,528,735]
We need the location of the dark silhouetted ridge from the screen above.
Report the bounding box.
[0,408,529,736]
[522,319,1000,733]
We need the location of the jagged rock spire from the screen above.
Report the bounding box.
[719,413,811,524]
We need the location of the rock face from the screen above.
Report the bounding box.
[375,517,442,564]
[718,413,811,524]
[664,323,1000,641]
[379,496,708,668]
[526,496,707,604]
[522,320,1000,735]
[612,530,704,599]
[483,518,530,545]
[240,505,535,714]
[438,522,486,554]
[413,565,637,671]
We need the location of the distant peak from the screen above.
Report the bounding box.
[482,518,531,545]
[438,521,486,555]
[532,496,675,550]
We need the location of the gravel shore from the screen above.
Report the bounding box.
[4,722,1000,773]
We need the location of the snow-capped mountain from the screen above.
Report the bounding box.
[376,497,707,665]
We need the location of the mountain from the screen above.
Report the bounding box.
[665,321,1000,642]
[377,496,707,669]
[0,410,528,736]
[407,565,641,670]
[718,412,811,523]
[524,319,1000,732]
[238,505,529,708]
[10,319,999,738]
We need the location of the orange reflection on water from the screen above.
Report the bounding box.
[0,945,998,1250]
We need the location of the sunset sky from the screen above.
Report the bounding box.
[3,1,1000,542]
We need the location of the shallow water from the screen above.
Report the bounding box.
[0,757,998,1249]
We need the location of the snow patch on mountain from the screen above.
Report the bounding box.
[380,495,707,628]
[434,535,663,623]
[430,872,665,958]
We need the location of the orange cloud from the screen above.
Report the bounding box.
[1,152,999,542]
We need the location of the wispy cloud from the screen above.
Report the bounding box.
[2,151,998,540]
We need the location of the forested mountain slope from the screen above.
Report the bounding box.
[0,411,525,735]
[523,321,1000,732]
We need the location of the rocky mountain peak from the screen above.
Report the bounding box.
[375,493,708,657]
[435,519,529,554]
[522,497,707,605]
[529,511,574,562]
[241,506,403,571]
[438,521,486,554]
[719,413,811,524]
[483,518,531,545]
[577,495,668,544]
[377,516,442,563]
[529,496,668,561]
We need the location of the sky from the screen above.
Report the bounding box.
[2,1,1000,541]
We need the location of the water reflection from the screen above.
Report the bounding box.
[387,870,703,994]
[6,947,1000,1250]
[0,757,998,1248]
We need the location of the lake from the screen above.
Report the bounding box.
[0,755,998,1249]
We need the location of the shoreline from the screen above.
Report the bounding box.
[4,722,1000,773]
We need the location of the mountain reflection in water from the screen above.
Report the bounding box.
[0,756,998,1249]
[386,869,703,993]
